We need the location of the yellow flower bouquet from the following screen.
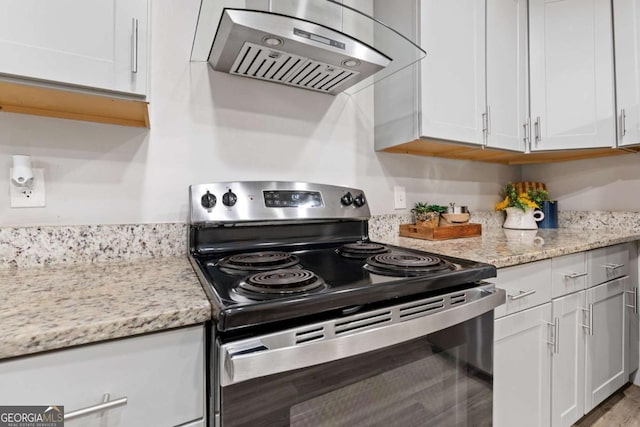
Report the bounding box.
[495,183,548,212]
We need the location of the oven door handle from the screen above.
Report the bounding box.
[220,286,506,386]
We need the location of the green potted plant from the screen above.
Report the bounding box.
[412,202,447,227]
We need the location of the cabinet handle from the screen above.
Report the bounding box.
[625,288,638,314]
[546,318,560,354]
[482,111,488,147]
[580,306,594,336]
[563,272,588,279]
[523,119,531,151]
[534,116,541,144]
[65,394,127,421]
[621,108,627,137]
[508,289,536,300]
[603,263,624,270]
[131,18,139,74]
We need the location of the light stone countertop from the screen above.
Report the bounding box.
[0,256,211,360]
[373,228,640,268]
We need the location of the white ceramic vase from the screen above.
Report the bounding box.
[502,207,545,230]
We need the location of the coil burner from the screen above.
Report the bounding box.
[217,251,300,274]
[337,242,389,259]
[236,269,327,299]
[364,253,457,277]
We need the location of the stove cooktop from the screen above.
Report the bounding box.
[191,241,496,332]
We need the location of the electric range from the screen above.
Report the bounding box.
[187,181,504,427]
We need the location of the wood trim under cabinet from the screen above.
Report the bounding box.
[381,138,640,164]
[0,80,150,128]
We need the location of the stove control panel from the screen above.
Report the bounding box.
[189,181,371,224]
[264,190,323,208]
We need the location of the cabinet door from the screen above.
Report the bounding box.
[625,271,639,377]
[551,291,586,427]
[529,0,615,151]
[419,0,486,145]
[494,303,552,427]
[0,0,148,96]
[585,277,627,412]
[0,326,205,427]
[627,242,639,376]
[485,0,529,152]
[613,0,640,147]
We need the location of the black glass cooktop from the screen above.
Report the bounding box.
[191,242,496,332]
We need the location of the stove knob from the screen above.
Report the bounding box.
[201,191,217,209]
[353,193,366,207]
[341,192,354,206]
[222,189,237,207]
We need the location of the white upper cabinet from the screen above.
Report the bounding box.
[528,0,616,151]
[419,0,486,146]
[485,0,529,151]
[613,0,640,147]
[0,0,149,97]
[374,0,527,152]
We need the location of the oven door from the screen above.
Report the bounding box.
[216,285,505,427]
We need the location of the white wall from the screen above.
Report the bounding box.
[522,154,640,211]
[0,0,519,227]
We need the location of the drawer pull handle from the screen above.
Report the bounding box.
[604,263,624,270]
[563,272,587,279]
[508,289,536,300]
[65,394,127,421]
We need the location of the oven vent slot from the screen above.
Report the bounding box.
[399,298,445,320]
[450,292,467,305]
[295,327,325,344]
[334,311,392,335]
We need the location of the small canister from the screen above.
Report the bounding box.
[537,201,558,229]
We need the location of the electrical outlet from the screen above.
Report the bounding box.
[10,168,46,208]
[393,186,406,209]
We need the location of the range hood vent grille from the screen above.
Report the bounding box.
[230,42,359,94]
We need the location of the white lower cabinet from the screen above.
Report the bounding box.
[585,277,628,412]
[551,291,586,427]
[494,243,639,426]
[0,326,205,427]
[494,303,552,427]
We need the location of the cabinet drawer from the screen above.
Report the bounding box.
[0,326,204,427]
[588,244,630,287]
[494,259,552,318]
[552,252,588,298]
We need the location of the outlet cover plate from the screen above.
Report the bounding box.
[394,186,406,209]
[10,168,46,208]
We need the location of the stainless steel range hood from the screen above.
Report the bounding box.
[191,0,425,96]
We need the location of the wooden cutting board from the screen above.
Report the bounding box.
[399,223,482,241]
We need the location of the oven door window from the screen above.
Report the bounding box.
[220,312,493,427]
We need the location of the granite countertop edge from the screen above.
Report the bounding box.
[373,228,640,268]
[0,256,212,361]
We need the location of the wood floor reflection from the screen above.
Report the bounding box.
[574,384,640,427]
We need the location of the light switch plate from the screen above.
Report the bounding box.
[10,168,46,208]
[393,186,406,209]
